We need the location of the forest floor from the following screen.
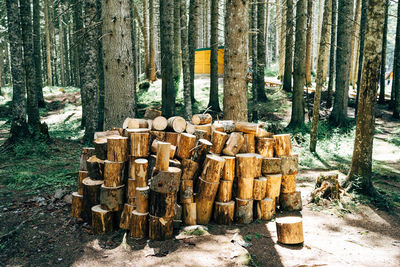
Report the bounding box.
[0,76,400,266]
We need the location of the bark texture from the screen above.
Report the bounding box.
[181,0,193,118]
[188,0,200,104]
[326,0,337,109]
[393,1,400,118]
[32,0,44,107]
[378,0,389,104]
[282,0,294,92]
[305,0,313,86]
[208,0,221,112]
[255,0,267,102]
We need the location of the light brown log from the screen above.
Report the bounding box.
[94,130,120,139]
[151,116,168,131]
[122,117,139,129]
[281,174,296,194]
[192,113,212,125]
[183,203,196,225]
[223,132,244,156]
[265,174,282,200]
[181,159,199,180]
[144,108,162,120]
[201,154,226,183]
[135,158,148,187]
[273,134,292,157]
[176,133,197,159]
[130,210,149,238]
[212,120,235,133]
[155,142,171,171]
[216,180,233,202]
[280,154,299,175]
[167,116,187,133]
[276,216,304,244]
[71,192,83,218]
[192,139,212,164]
[185,122,196,134]
[151,139,176,159]
[194,124,212,140]
[256,128,274,138]
[256,198,275,220]
[149,190,176,217]
[127,178,136,198]
[236,153,256,178]
[193,129,207,141]
[150,167,182,193]
[91,205,114,234]
[180,179,194,203]
[107,136,128,162]
[103,160,125,187]
[129,132,150,157]
[210,130,228,154]
[100,184,125,211]
[77,171,88,195]
[196,177,220,201]
[251,153,263,177]
[93,138,108,160]
[256,137,275,158]
[253,177,267,200]
[240,133,256,153]
[123,128,150,138]
[87,156,105,180]
[119,203,135,229]
[195,198,214,224]
[150,130,166,143]
[237,177,254,199]
[136,186,150,213]
[235,198,253,224]
[222,156,235,181]
[127,197,136,206]
[165,132,181,147]
[280,191,302,211]
[261,157,282,175]
[235,122,264,135]
[82,178,104,222]
[128,155,136,178]
[214,201,235,225]
[79,147,95,171]
[148,215,174,240]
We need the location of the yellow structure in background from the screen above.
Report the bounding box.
[194,47,224,74]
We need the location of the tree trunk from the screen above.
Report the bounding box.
[44,0,52,86]
[346,0,386,195]
[181,0,193,118]
[393,1,400,118]
[59,6,65,87]
[282,0,294,92]
[326,0,337,109]
[277,0,286,80]
[223,0,248,121]
[305,0,313,86]
[32,0,44,107]
[97,0,104,130]
[288,0,307,129]
[378,0,389,105]
[149,0,157,81]
[255,0,267,102]
[143,0,150,80]
[188,0,200,104]
[173,0,181,92]
[349,0,361,87]
[102,0,135,129]
[310,0,332,152]
[330,0,354,125]
[251,0,257,120]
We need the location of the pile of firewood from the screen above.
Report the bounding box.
[71,109,302,241]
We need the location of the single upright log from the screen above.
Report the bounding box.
[165,132,181,147]
[265,174,282,200]
[252,153,263,177]
[222,132,244,156]
[136,186,150,213]
[210,130,228,154]
[280,154,299,175]
[103,161,125,187]
[195,198,214,224]
[119,203,135,229]
[216,180,233,202]
[129,132,150,157]
[280,191,302,211]
[151,139,176,159]
[100,184,125,211]
[256,198,275,220]
[149,190,176,217]
[237,178,254,199]
[176,133,197,159]
[130,210,149,238]
[77,171,88,195]
[144,108,162,120]
[235,198,253,224]
[194,124,212,140]
[181,159,199,180]
[262,157,282,175]
[93,138,108,160]
[192,113,212,125]
[256,137,275,157]
[80,147,95,171]
[196,177,220,200]
[276,216,304,244]
[236,153,256,178]
[128,155,136,178]
[281,174,296,193]
[240,133,256,153]
[150,130,166,143]
[155,142,171,171]
[91,205,114,234]
[127,178,136,204]
[82,178,104,222]
[273,134,292,157]
[167,116,187,133]
[180,179,194,203]
[201,154,226,183]
[86,156,105,180]
[150,167,182,193]
[71,192,83,218]
[253,177,267,200]
[148,215,174,240]
[184,202,196,225]
[151,116,168,131]
[135,158,148,187]
[222,156,235,181]
[192,139,212,164]
[214,201,235,225]
[107,136,128,162]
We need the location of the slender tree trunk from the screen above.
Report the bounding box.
[223,0,248,121]
[32,0,44,107]
[349,0,361,87]
[265,1,269,67]
[3,42,11,86]
[204,0,209,48]
[143,0,150,79]
[59,6,65,87]
[189,0,200,104]
[378,0,389,105]
[97,0,104,130]
[251,0,258,120]
[44,0,52,86]
[49,1,58,86]
[315,0,323,66]
[276,0,285,79]
[149,0,157,81]
[305,0,313,86]
[255,0,267,102]
[282,0,293,92]
[181,0,193,118]
[346,0,386,195]
[321,4,332,83]
[173,0,181,92]
[288,0,307,129]
[310,0,332,152]
[0,43,3,92]
[63,22,70,86]
[326,0,337,109]
[393,1,400,118]
[207,0,220,112]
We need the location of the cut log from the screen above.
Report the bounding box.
[71,192,83,218]
[87,156,105,180]
[276,216,304,244]
[127,178,136,199]
[281,174,296,194]
[222,132,244,156]
[265,174,282,200]
[165,132,181,147]
[100,184,125,211]
[252,153,263,177]
[150,167,181,194]
[155,142,171,171]
[262,157,282,175]
[256,198,275,220]
[129,132,150,157]
[256,128,273,138]
[107,136,128,162]
[148,215,174,240]
[82,178,103,222]
[93,138,108,160]
[119,203,135,229]
[77,171,88,195]
[222,156,235,181]
[273,134,292,157]
[180,179,194,203]
[194,124,212,141]
[240,133,256,153]
[94,130,120,139]
[256,137,275,157]
[235,198,253,224]
[122,117,139,129]
[237,177,254,199]
[79,147,95,171]
[195,198,214,224]
[127,197,136,206]
[196,177,220,201]
[167,116,187,133]
[253,177,267,200]
[216,180,233,202]
[280,154,299,175]
[150,116,168,131]
[236,153,256,178]
[210,130,228,154]
[150,130,166,143]
[151,139,176,159]
[214,201,235,225]
[192,139,212,164]
[193,129,207,141]
[103,161,125,187]
[123,128,150,139]
[144,108,162,120]
[181,159,199,180]
[91,205,114,234]
[192,113,212,125]
[185,122,196,134]
[183,203,196,225]
[280,191,302,211]
[176,133,197,159]
[135,158,148,187]
[149,190,177,217]
[200,154,226,183]
[235,122,264,135]
[130,210,149,239]
[136,186,150,213]
[128,155,136,179]
[212,120,235,133]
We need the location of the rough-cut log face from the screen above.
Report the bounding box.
[222,156,235,181]
[176,133,197,159]
[210,130,228,154]
[235,198,253,224]
[214,201,235,225]
[185,123,196,134]
[152,116,168,131]
[201,154,226,183]
[276,216,304,244]
[280,191,302,211]
[262,157,282,175]
[167,116,187,133]
[184,202,196,225]
[273,134,292,157]
[148,214,174,240]
[280,154,299,175]
[150,167,182,193]
[256,198,275,220]
[192,113,212,125]
[130,210,149,239]
[91,205,114,234]
[94,131,120,140]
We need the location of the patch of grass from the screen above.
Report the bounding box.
[184,227,207,236]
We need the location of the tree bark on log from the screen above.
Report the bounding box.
[235,122,263,135]
[82,178,103,222]
[262,157,281,175]
[235,198,253,224]
[276,216,304,244]
[119,203,135,229]
[194,124,212,141]
[237,178,254,199]
[236,153,256,178]
[192,139,212,164]
[266,174,282,200]
[180,179,194,203]
[222,156,235,181]
[136,186,150,213]
[256,137,275,157]
[176,133,196,159]
[127,178,136,204]
[216,180,233,202]
[214,201,235,225]
[196,177,220,200]
[181,159,199,180]
[210,130,228,154]
[150,167,182,193]
[91,205,114,234]
[135,158,148,187]
[77,171,88,195]
[273,134,292,157]
[281,174,296,193]
[253,177,267,200]
[222,132,244,156]
[200,154,226,183]
[195,198,214,224]
[280,154,298,175]
[184,202,196,225]
[130,210,148,239]
[165,132,181,147]
[80,147,95,171]
[149,190,176,217]
[155,142,171,171]
[129,132,150,157]
[151,139,176,159]
[192,113,212,125]
[94,138,107,160]
[103,161,125,187]
[71,192,83,218]
[148,215,174,240]
[279,191,302,211]
[256,198,275,220]
[128,155,136,179]
[87,156,105,180]
[107,136,128,162]
[150,130,166,143]
[100,184,125,211]
[240,133,256,153]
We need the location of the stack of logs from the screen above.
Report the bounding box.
[71,110,302,240]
